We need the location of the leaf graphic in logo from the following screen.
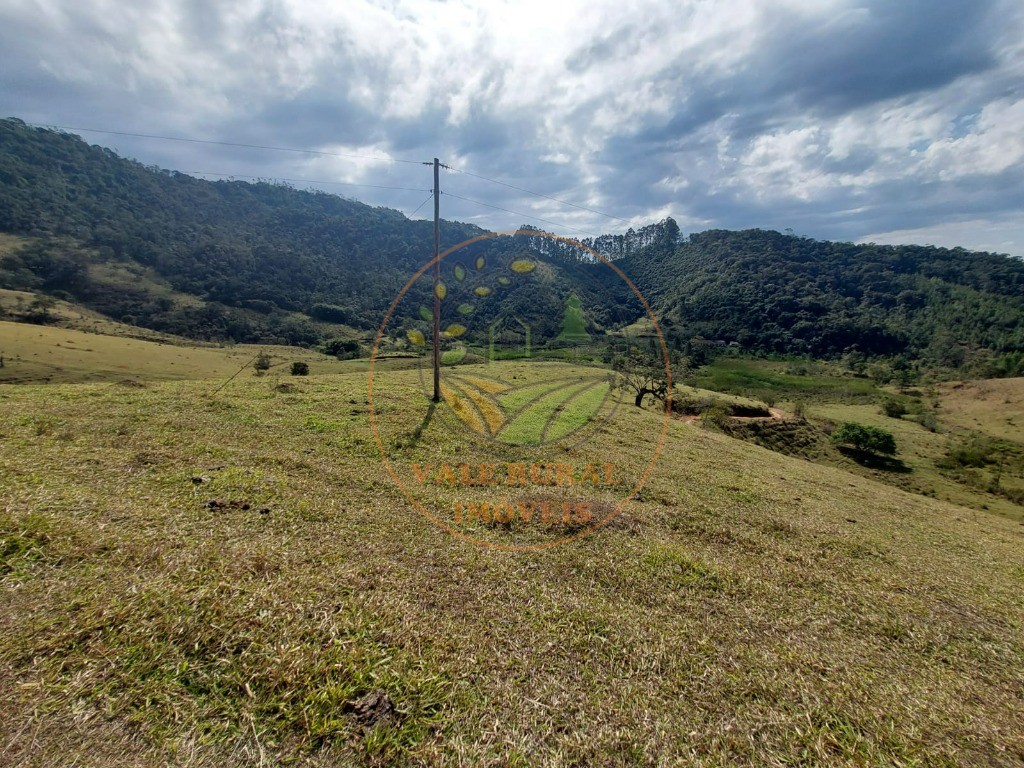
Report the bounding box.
[510,259,536,274]
[440,374,611,445]
[407,329,426,346]
[435,283,448,300]
[474,286,493,297]
[442,377,505,436]
[475,256,486,270]
[444,323,467,338]
[456,303,474,315]
[497,276,511,286]
[497,377,610,445]
[453,264,466,281]
[441,346,467,365]
[418,306,433,322]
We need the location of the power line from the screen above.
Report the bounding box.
[406,193,434,219]
[29,121,629,233]
[30,123,424,165]
[447,165,630,224]
[186,170,428,193]
[444,192,601,239]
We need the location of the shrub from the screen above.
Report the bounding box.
[309,303,350,323]
[938,438,993,469]
[323,338,361,360]
[880,398,908,418]
[792,400,807,420]
[700,404,731,430]
[290,361,309,376]
[831,422,897,455]
[253,352,272,373]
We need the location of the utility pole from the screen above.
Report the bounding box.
[432,157,441,402]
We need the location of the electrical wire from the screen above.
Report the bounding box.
[31,123,424,165]
[446,165,630,224]
[186,170,427,193]
[444,192,601,239]
[406,193,434,219]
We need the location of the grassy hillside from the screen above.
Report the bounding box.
[936,377,1024,441]
[2,362,1022,766]
[0,320,352,384]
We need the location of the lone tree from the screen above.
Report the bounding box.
[613,350,671,408]
[290,361,309,376]
[831,421,897,455]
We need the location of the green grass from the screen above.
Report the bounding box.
[691,357,880,403]
[496,378,598,444]
[806,399,1024,523]
[1,361,1023,765]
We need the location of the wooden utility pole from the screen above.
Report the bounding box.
[432,157,441,402]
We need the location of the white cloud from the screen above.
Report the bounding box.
[0,0,1022,254]
[861,215,1024,257]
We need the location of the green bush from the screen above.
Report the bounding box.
[700,404,731,429]
[880,398,908,418]
[937,438,994,469]
[831,422,897,455]
[290,361,309,376]
[322,338,361,360]
[253,352,272,373]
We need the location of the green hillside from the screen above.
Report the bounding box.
[1,363,1022,765]
[2,118,1023,376]
[621,228,1024,371]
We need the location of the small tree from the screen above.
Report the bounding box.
[613,349,671,408]
[253,352,272,375]
[25,295,56,324]
[832,422,897,455]
[290,361,309,376]
[323,338,361,360]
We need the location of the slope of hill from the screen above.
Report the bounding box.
[621,228,1024,368]
[2,117,1023,373]
[1,363,1022,765]
[0,319,357,384]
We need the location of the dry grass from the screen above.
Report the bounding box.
[936,378,1024,442]
[1,364,1023,766]
[0,320,359,384]
[0,288,187,342]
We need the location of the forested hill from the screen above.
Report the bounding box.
[620,229,1024,371]
[0,117,505,339]
[1,117,1023,372]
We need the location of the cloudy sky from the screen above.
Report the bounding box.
[2,0,1023,256]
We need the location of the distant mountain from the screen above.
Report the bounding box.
[1,117,1022,374]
